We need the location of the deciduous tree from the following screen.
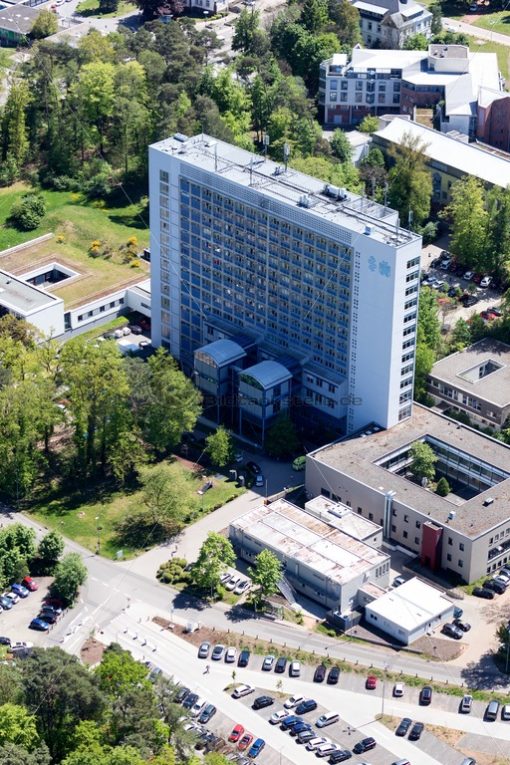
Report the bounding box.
[442,176,488,269]
[37,531,64,573]
[192,532,236,595]
[330,129,352,163]
[30,10,58,39]
[205,426,234,467]
[409,441,437,483]
[0,704,39,750]
[388,131,432,228]
[52,553,87,604]
[249,549,282,607]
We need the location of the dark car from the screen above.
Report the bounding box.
[395,718,412,737]
[183,693,199,710]
[313,665,327,683]
[297,730,316,744]
[246,461,261,475]
[289,722,312,737]
[29,618,50,631]
[461,294,478,307]
[129,324,143,335]
[295,699,317,715]
[280,716,299,731]
[0,596,12,610]
[442,623,463,640]
[39,610,58,624]
[175,687,190,704]
[419,687,433,706]
[409,722,424,741]
[328,751,352,763]
[238,649,251,667]
[454,619,471,632]
[0,637,10,646]
[352,737,376,754]
[484,579,505,594]
[198,704,217,724]
[275,656,288,674]
[473,586,495,599]
[327,666,340,685]
[252,695,274,710]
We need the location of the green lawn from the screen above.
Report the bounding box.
[468,39,510,81]
[28,461,245,560]
[0,184,149,309]
[473,9,510,35]
[76,0,137,17]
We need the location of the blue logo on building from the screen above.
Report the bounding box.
[379,260,391,278]
[368,255,377,272]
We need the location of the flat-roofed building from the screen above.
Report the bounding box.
[0,269,65,336]
[365,577,455,644]
[229,498,390,613]
[304,495,383,547]
[428,339,510,430]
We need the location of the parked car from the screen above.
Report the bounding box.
[226,576,241,591]
[296,730,315,744]
[284,694,305,709]
[454,619,471,632]
[461,294,478,307]
[198,642,210,659]
[295,699,318,715]
[480,275,493,288]
[247,738,265,758]
[275,656,287,673]
[238,650,250,667]
[232,685,254,699]
[442,623,463,640]
[327,666,340,684]
[246,461,261,475]
[328,750,352,763]
[4,592,18,605]
[365,675,377,690]
[129,324,143,334]
[431,279,446,290]
[352,737,376,754]
[395,718,412,737]
[211,644,225,660]
[11,583,29,598]
[22,577,38,591]
[270,710,289,725]
[225,647,237,663]
[420,686,433,705]
[290,722,312,737]
[289,661,301,677]
[481,310,496,321]
[280,716,300,731]
[305,737,328,752]
[262,655,275,671]
[501,704,510,720]
[39,610,58,624]
[439,258,452,270]
[238,734,254,752]
[234,580,251,596]
[252,695,274,710]
[463,271,475,281]
[473,586,495,599]
[459,695,473,714]
[448,284,461,297]
[393,576,406,587]
[314,665,327,683]
[0,637,10,646]
[316,713,339,728]
[0,596,12,610]
[174,687,190,704]
[190,697,207,717]
[29,618,50,632]
[315,743,338,758]
[488,306,503,317]
[393,682,404,697]
[182,693,198,710]
[228,725,244,743]
[409,722,424,741]
[484,579,505,594]
[494,575,510,589]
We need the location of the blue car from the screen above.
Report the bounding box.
[248,739,265,759]
[11,584,29,598]
[29,617,50,631]
[0,596,12,610]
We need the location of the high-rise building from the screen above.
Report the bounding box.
[149,133,421,440]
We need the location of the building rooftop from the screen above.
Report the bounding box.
[309,404,510,537]
[0,4,40,34]
[429,339,510,408]
[366,577,453,629]
[230,499,389,586]
[150,134,419,248]
[304,495,382,541]
[0,269,61,315]
[241,360,292,389]
[196,338,246,367]
[374,118,510,189]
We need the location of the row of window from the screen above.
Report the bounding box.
[76,297,124,323]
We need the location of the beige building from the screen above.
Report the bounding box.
[306,405,510,583]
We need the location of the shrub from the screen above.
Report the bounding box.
[8,193,46,231]
[436,476,450,496]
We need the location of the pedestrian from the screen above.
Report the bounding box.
[204,664,210,674]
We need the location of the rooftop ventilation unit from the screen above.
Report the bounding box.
[364,225,373,236]
[484,497,495,506]
[299,194,312,208]
[448,510,456,520]
[173,133,188,143]
[324,184,348,201]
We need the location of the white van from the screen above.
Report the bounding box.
[289,661,301,677]
[316,712,340,728]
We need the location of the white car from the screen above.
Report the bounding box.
[463,271,474,281]
[226,576,240,591]
[306,737,327,751]
[480,275,492,288]
[190,697,206,717]
[315,743,338,758]
[270,710,289,725]
[114,328,124,338]
[4,592,18,605]
[234,579,251,595]
[225,647,237,663]
[284,694,305,709]
[220,572,231,585]
[232,684,254,699]
[393,682,404,697]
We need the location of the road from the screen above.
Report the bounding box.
[443,16,510,47]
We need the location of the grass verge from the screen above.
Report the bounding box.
[76,0,137,17]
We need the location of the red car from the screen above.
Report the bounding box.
[238,733,254,751]
[366,675,377,690]
[228,725,244,743]
[480,310,496,322]
[22,577,38,592]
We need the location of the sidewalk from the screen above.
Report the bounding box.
[443,16,510,47]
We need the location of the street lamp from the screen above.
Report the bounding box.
[95,515,102,555]
[381,663,389,718]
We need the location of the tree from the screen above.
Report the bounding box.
[435,477,450,496]
[327,0,361,46]
[442,176,488,269]
[1,81,30,168]
[430,1,442,34]
[300,0,328,32]
[30,9,58,38]
[98,0,119,11]
[232,9,261,54]
[70,62,116,154]
[388,131,432,228]
[0,743,50,765]
[0,704,39,750]
[358,115,379,134]
[52,553,87,604]
[409,441,437,483]
[95,644,149,697]
[36,531,64,574]
[418,286,441,351]
[249,549,282,607]
[496,621,510,672]
[8,194,46,232]
[191,532,236,596]
[205,426,234,468]
[330,129,352,163]
[265,416,300,458]
[403,33,429,50]
[450,318,471,352]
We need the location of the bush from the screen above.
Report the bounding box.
[30,9,58,38]
[8,193,46,231]
[157,557,190,585]
[436,476,450,496]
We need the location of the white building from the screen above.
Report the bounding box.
[352,0,432,49]
[229,499,390,614]
[304,495,383,548]
[149,132,422,437]
[320,45,501,134]
[364,577,455,644]
[0,269,65,336]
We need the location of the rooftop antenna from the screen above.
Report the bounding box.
[214,143,218,172]
[249,155,254,185]
[283,142,290,173]
[263,132,270,158]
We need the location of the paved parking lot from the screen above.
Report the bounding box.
[0,577,62,646]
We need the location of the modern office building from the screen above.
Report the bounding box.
[229,498,391,613]
[351,0,432,49]
[428,339,510,430]
[319,45,501,133]
[306,404,510,583]
[149,133,422,440]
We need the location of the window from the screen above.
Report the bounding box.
[459,543,464,551]
[416,520,421,529]
[447,553,452,562]
[414,537,419,545]
[404,515,409,523]
[448,537,452,546]
[368,512,373,521]
[357,506,363,513]
[458,559,464,568]
[403,530,408,539]
[391,524,396,532]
